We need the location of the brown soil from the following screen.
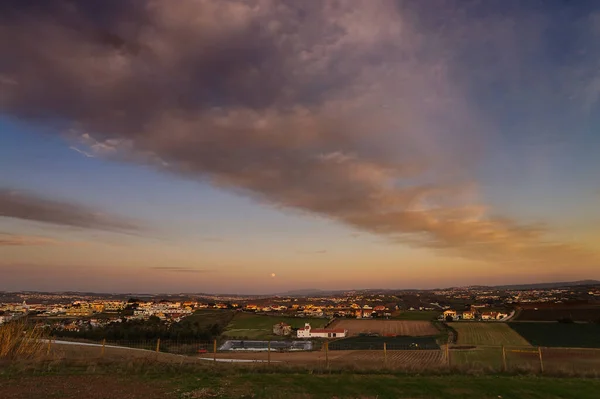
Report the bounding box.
[329,319,438,336]
[0,375,175,399]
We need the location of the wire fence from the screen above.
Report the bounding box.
[43,338,600,375]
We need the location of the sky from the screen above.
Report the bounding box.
[1,0,599,294]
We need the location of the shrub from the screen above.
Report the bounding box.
[0,320,47,360]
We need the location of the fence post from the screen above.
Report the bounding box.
[446,344,450,368]
[383,342,387,366]
[268,340,271,366]
[46,338,52,356]
[538,347,544,373]
[155,338,160,353]
[213,339,217,362]
[101,339,106,357]
[325,341,329,369]
[501,346,507,372]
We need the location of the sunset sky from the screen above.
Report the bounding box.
[1,0,599,294]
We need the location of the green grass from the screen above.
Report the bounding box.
[509,322,600,348]
[395,310,441,320]
[451,323,530,346]
[221,329,275,339]
[161,372,600,398]
[223,312,328,339]
[4,363,600,399]
[184,309,235,330]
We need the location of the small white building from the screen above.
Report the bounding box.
[297,323,347,339]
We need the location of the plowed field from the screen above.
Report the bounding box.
[329,319,438,336]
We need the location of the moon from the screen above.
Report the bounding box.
[271,273,276,278]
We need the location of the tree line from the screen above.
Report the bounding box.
[52,316,224,341]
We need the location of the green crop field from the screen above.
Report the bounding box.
[223,312,328,339]
[451,323,530,346]
[396,310,442,320]
[509,322,600,348]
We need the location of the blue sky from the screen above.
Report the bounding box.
[1,1,599,293]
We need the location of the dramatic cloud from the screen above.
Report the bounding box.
[0,1,597,265]
[0,189,139,232]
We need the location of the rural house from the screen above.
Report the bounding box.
[297,323,347,338]
[272,322,292,336]
[462,310,476,320]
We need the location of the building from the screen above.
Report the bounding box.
[66,306,93,317]
[297,323,347,338]
[443,310,457,320]
[104,302,126,312]
[462,310,476,320]
[481,311,503,320]
[273,322,292,336]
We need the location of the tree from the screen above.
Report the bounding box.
[445,315,454,322]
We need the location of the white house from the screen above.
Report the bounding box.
[297,323,347,338]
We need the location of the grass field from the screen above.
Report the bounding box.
[396,310,442,320]
[329,319,438,337]
[3,370,600,399]
[223,312,328,339]
[184,309,235,329]
[509,322,600,348]
[451,323,530,346]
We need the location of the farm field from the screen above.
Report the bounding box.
[514,307,600,322]
[542,347,600,374]
[329,335,440,350]
[509,322,600,348]
[329,319,438,337]
[450,347,504,371]
[451,346,600,375]
[451,322,530,346]
[184,309,235,330]
[335,349,446,370]
[395,310,442,320]
[222,312,328,339]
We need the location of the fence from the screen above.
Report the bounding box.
[43,338,600,375]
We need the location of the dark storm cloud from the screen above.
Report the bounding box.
[0,189,139,232]
[0,0,597,265]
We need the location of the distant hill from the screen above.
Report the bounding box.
[277,288,329,296]
[493,280,600,290]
